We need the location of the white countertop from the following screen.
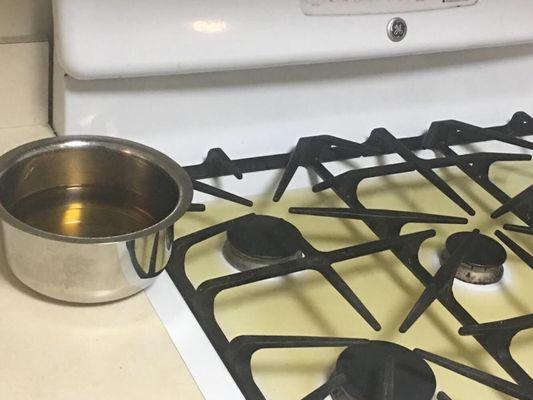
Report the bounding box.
[0,39,203,400]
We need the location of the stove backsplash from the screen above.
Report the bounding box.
[55,43,533,200]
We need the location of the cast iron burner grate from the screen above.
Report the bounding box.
[164,112,533,400]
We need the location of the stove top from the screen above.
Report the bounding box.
[149,112,532,400]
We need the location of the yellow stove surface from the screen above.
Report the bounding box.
[174,161,532,400]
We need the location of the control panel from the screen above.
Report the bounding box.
[301,0,479,15]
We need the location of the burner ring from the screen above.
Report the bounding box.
[442,232,507,285]
[223,215,304,271]
[331,341,436,400]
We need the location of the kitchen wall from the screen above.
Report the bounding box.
[0,0,52,128]
[0,0,52,41]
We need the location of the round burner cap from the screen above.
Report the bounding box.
[226,215,302,259]
[332,341,436,400]
[446,232,507,268]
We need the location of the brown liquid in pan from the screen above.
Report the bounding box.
[8,185,159,238]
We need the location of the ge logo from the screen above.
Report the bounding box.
[387,17,407,42]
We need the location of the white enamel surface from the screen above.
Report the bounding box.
[53,0,533,80]
[54,43,533,202]
[146,273,246,400]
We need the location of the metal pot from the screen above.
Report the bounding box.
[0,136,192,303]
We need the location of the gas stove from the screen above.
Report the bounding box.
[49,1,533,398]
[147,113,532,400]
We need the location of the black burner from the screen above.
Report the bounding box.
[441,231,507,285]
[223,215,304,271]
[331,341,436,400]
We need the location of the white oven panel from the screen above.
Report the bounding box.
[54,0,533,80]
[301,0,478,15]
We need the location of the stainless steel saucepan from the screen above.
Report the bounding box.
[0,136,192,303]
